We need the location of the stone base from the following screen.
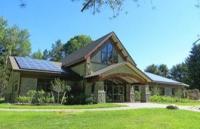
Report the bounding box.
[97,90,106,103]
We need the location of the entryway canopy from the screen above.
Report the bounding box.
[85,62,152,84]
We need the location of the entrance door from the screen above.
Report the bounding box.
[113,85,124,102]
[105,80,125,102]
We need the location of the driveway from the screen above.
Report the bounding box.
[120,102,200,112]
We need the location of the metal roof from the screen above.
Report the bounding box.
[144,72,189,87]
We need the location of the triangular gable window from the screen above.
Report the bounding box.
[101,43,118,65]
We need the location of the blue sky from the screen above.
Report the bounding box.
[0,0,200,70]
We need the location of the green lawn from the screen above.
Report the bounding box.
[0,103,124,109]
[0,109,200,129]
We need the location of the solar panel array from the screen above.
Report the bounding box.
[15,57,64,73]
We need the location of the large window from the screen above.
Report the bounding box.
[101,43,118,64]
[37,78,53,92]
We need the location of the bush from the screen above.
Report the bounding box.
[67,94,94,105]
[0,97,5,103]
[31,90,46,105]
[150,95,197,103]
[17,96,31,104]
[85,96,95,104]
[27,90,36,98]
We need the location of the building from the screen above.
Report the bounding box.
[6,32,189,103]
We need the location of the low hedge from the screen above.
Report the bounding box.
[150,95,197,103]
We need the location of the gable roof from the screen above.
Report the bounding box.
[144,72,189,87]
[62,32,136,67]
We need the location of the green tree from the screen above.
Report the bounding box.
[145,64,169,77]
[170,63,189,84]
[63,35,92,56]
[158,64,169,77]
[32,49,43,59]
[42,49,50,60]
[49,40,64,61]
[0,17,31,96]
[145,64,160,75]
[51,78,71,104]
[186,43,200,89]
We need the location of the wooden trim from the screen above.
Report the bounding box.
[85,33,136,66]
[85,34,112,59]
[100,73,146,83]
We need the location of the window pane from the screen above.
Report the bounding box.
[107,43,113,64]
[101,45,108,64]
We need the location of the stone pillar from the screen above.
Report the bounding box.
[95,81,106,103]
[126,85,130,102]
[130,85,135,102]
[141,85,150,102]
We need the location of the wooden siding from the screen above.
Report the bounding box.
[70,61,86,76]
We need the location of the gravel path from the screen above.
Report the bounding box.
[0,103,199,113]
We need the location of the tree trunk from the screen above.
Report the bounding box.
[57,92,60,103]
[61,92,66,104]
[51,92,55,103]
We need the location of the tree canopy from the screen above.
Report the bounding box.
[48,40,64,62]
[145,64,169,77]
[186,43,200,89]
[36,35,92,62]
[63,35,92,56]
[0,17,31,95]
[170,63,189,84]
[32,49,43,59]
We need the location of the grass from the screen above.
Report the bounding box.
[0,103,124,109]
[0,109,200,129]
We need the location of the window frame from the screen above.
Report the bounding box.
[101,43,118,65]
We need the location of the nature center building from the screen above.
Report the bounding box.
[7,32,189,103]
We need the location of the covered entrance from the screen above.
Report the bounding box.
[104,80,126,102]
[85,62,152,103]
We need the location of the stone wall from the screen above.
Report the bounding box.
[150,84,184,98]
[94,81,105,103]
[185,89,200,100]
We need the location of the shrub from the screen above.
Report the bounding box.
[67,93,94,105]
[85,96,95,104]
[27,90,37,98]
[31,90,46,105]
[0,97,5,103]
[17,96,31,104]
[150,95,197,103]
[16,90,55,105]
[51,78,71,104]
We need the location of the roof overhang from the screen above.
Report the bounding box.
[151,81,189,87]
[85,62,151,84]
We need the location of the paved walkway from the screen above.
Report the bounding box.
[0,103,199,113]
[121,103,200,112]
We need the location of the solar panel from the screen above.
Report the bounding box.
[15,57,64,73]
